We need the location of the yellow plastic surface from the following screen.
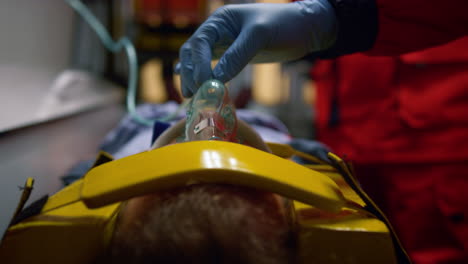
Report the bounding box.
[0,142,400,264]
[0,179,120,264]
[41,180,83,212]
[298,211,397,264]
[294,163,397,264]
[82,141,346,213]
[290,158,398,264]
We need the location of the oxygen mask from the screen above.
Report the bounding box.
[185,80,238,142]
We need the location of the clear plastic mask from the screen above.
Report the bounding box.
[185,79,238,142]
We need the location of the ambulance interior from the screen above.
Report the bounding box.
[0,1,410,263]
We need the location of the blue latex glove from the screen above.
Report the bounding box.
[177,0,337,97]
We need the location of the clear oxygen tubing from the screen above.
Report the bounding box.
[65,0,186,126]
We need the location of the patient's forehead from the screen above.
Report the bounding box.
[119,184,290,232]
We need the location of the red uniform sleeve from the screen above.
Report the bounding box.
[312,0,467,60]
[367,0,468,55]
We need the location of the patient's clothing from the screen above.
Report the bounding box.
[99,102,185,155]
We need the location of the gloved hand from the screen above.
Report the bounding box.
[177,0,337,97]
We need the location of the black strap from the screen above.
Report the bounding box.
[10,195,49,226]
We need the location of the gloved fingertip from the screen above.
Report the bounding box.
[174,63,181,75]
[182,90,193,98]
[182,83,195,98]
[193,66,213,87]
[212,65,228,83]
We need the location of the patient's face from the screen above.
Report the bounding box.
[151,118,271,152]
[110,184,295,264]
[120,186,291,232]
[107,86,296,263]
[127,119,289,226]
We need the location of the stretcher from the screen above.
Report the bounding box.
[0,80,411,263]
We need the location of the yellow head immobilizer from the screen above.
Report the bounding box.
[0,80,411,263]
